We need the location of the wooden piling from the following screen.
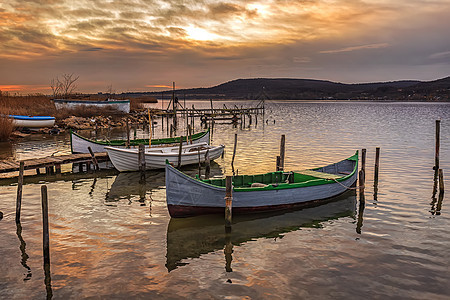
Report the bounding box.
[177,136,183,168]
[279,135,285,171]
[198,147,201,177]
[276,156,281,171]
[361,148,366,174]
[205,150,210,179]
[438,169,444,194]
[138,144,146,172]
[435,119,440,170]
[41,185,50,265]
[15,161,24,223]
[374,147,380,182]
[225,176,233,228]
[231,134,237,174]
[126,118,130,148]
[88,147,99,171]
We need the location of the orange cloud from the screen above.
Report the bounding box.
[146,85,173,88]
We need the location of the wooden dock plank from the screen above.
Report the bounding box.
[0,152,109,174]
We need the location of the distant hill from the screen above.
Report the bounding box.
[123,77,450,101]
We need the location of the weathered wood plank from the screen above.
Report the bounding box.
[0,152,109,174]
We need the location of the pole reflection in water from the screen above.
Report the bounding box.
[15,222,32,281]
[165,190,356,272]
[44,260,52,300]
[224,228,233,273]
[430,170,444,215]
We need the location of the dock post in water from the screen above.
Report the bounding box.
[126,118,130,148]
[231,134,237,175]
[138,144,146,172]
[435,119,440,170]
[276,156,281,171]
[225,176,233,228]
[360,148,366,186]
[374,147,380,183]
[279,135,285,171]
[88,147,99,171]
[15,161,24,223]
[177,136,183,168]
[41,185,50,265]
[205,149,210,179]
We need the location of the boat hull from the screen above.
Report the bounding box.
[53,99,130,113]
[105,143,224,172]
[71,129,210,153]
[165,153,358,217]
[9,115,55,128]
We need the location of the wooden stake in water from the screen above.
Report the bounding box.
[225,176,233,228]
[148,109,152,147]
[435,119,440,170]
[360,148,366,186]
[231,134,237,175]
[279,135,286,171]
[126,118,130,148]
[205,149,210,179]
[16,161,24,223]
[374,147,380,183]
[177,136,183,168]
[138,144,146,172]
[41,185,50,265]
[88,147,99,171]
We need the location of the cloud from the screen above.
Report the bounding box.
[320,43,390,54]
[1,0,450,93]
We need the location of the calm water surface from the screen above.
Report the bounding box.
[0,101,449,299]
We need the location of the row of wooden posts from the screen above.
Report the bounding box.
[7,120,445,258]
[223,119,445,228]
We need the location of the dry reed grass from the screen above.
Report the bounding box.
[0,94,130,139]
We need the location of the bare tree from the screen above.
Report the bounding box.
[50,73,79,99]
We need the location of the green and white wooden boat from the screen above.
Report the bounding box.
[70,129,210,153]
[165,151,358,217]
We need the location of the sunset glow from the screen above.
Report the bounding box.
[0,0,449,94]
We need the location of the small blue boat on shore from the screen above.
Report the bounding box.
[9,115,55,128]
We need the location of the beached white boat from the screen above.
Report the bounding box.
[165,151,358,217]
[70,129,210,153]
[53,98,130,113]
[9,115,55,128]
[105,142,225,172]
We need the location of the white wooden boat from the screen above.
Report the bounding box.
[165,151,358,217]
[53,98,130,113]
[9,115,55,128]
[70,129,210,153]
[105,142,225,172]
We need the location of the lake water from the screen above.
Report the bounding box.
[0,101,449,299]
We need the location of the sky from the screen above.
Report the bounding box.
[0,0,449,94]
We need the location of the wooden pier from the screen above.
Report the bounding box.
[0,152,109,175]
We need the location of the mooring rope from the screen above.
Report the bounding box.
[330,178,364,190]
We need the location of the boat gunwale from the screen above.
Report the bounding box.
[105,143,224,158]
[70,128,210,146]
[166,151,358,192]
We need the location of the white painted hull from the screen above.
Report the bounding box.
[105,142,224,172]
[53,99,130,113]
[71,130,210,153]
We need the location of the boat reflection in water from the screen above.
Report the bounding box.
[165,190,357,272]
[105,171,165,204]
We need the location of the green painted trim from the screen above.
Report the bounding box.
[71,128,209,147]
[199,151,359,192]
